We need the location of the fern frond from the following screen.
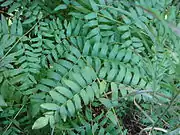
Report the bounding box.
[38,66,106,122]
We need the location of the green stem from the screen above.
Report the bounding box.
[151,90,180,134]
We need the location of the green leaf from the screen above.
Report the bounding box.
[168,128,180,135]
[36,84,50,92]
[73,94,82,109]
[107,69,118,81]
[60,105,67,122]
[67,100,75,116]
[115,65,126,82]
[70,46,81,58]
[84,12,97,20]
[83,40,91,55]
[138,79,147,88]
[47,71,61,81]
[10,73,26,84]
[66,23,71,37]
[92,123,98,134]
[55,86,73,98]
[5,36,16,48]
[89,0,99,11]
[1,15,8,34]
[109,45,119,59]
[101,31,114,36]
[30,102,41,118]
[119,84,127,97]
[131,68,140,85]
[87,27,99,39]
[99,80,106,94]
[49,115,55,128]
[81,67,97,83]
[86,86,94,102]
[0,76,3,83]
[80,90,89,105]
[100,45,108,57]
[99,67,108,80]
[101,9,113,19]
[8,2,21,13]
[0,95,7,106]
[17,20,23,36]
[106,110,118,125]
[98,128,105,135]
[41,103,60,110]
[117,25,129,31]
[111,82,118,105]
[99,98,112,109]
[132,37,141,42]
[0,107,3,111]
[84,20,98,27]
[63,80,81,92]
[51,49,58,61]
[42,32,53,37]
[121,31,130,39]
[1,0,13,7]
[54,4,67,11]
[32,117,49,129]
[71,72,86,87]
[123,49,132,62]
[40,79,56,87]
[121,40,132,48]
[10,19,17,35]
[99,24,112,30]
[28,74,37,84]
[49,91,67,103]
[23,16,36,24]
[59,59,73,69]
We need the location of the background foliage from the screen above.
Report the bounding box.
[0,0,179,135]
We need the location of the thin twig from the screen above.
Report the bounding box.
[81,56,123,133]
[2,105,25,135]
[90,103,95,135]
[134,97,154,124]
[0,21,39,62]
[51,127,55,135]
[150,91,180,134]
[139,126,168,135]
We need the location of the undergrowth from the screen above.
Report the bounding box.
[0,0,180,135]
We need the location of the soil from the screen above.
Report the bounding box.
[123,113,146,135]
